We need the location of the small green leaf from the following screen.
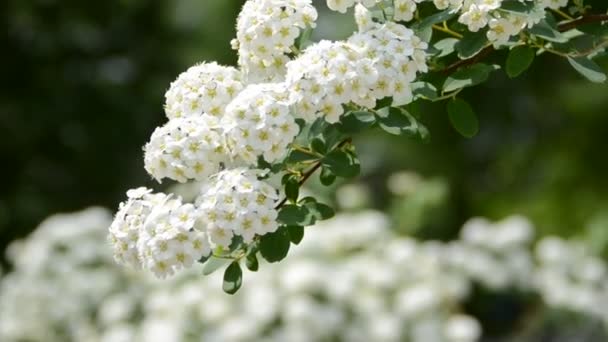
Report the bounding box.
[500,0,535,13]
[378,107,412,135]
[319,166,336,186]
[202,256,229,276]
[287,225,305,245]
[245,253,259,272]
[567,57,607,83]
[222,261,243,295]
[433,38,459,58]
[443,63,499,92]
[277,204,311,226]
[377,107,429,142]
[198,254,211,264]
[506,46,535,78]
[310,137,327,154]
[259,227,290,263]
[302,200,335,221]
[295,27,313,50]
[447,98,479,138]
[412,82,438,100]
[322,149,360,179]
[286,149,318,163]
[338,111,376,133]
[374,97,393,109]
[455,30,489,59]
[529,20,568,43]
[412,9,456,31]
[285,176,299,203]
[308,117,328,139]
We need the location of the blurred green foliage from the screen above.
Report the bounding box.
[1,0,608,266]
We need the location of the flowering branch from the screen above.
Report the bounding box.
[275,137,352,209]
[441,12,608,76]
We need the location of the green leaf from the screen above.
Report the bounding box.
[443,63,499,92]
[338,111,376,134]
[198,254,211,264]
[286,149,318,163]
[500,0,535,13]
[287,225,305,245]
[377,107,429,142]
[567,57,607,83]
[374,97,393,110]
[222,261,242,295]
[506,46,535,78]
[433,38,459,58]
[259,227,290,263]
[308,117,328,139]
[319,124,344,150]
[447,98,479,138]
[277,204,311,226]
[310,138,326,154]
[245,253,258,272]
[299,197,335,221]
[529,20,568,43]
[377,107,411,135]
[285,176,299,203]
[413,9,456,31]
[319,166,336,186]
[295,27,313,50]
[412,82,438,100]
[455,30,489,59]
[202,256,229,276]
[322,149,360,179]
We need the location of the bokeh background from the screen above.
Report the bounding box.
[1,1,608,340]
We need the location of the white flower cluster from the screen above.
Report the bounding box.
[286,16,427,122]
[223,83,299,164]
[444,216,535,290]
[196,168,280,245]
[326,0,383,13]
[327,0,568,47]
[286,40,377,122]
[144,117,228,182]
[6,207,608,341]
[454,0,564,46]
[535,236,608,317]
[163,62,244,120]
[349,18,429,105]
[232,0,318,82]
[108,188,211,278]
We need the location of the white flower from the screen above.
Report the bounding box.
[326,0,382,13]
[458,5,490,32]
[348,22,427,106]
[223,83,299,165]
[109,189,211,278]
[354,4,374,32]
[196,168,280,246]
[444,314,481,342]
[540,0,568,10]
[394,0,418,22]
[487,17,518,46]
[164,62,243,121]
[234,0,318,82]
[286,39,375,122]
[143,117,230,183]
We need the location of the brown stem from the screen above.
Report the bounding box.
[274,137,352,209]
[440,13,608,76]
[557,14,608,32]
